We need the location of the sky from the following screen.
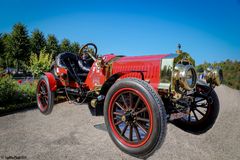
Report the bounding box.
[0,0,240,64]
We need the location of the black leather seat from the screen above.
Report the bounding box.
[55,52,90,82]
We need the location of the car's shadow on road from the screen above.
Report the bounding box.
[0,98,69,117]
[0,104,37,117]
[94,123,107,131]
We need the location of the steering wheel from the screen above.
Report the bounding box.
[79,43,98,61]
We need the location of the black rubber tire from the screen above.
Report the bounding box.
[172,85,220,134]
[104,78,167,159]
[36,75,55,115]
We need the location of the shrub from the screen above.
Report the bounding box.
[0,75,37,111]
[28,49,52,78]
[0,67,4,73]
[15,80,37,103]
[0,75,17,104]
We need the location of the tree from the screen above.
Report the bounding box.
[30,29,46,57]
[46,34,59,59]
[0,34,4,55]
[28,49,53,77]
[8,23,30,71]
[196,65,204,73]
[0,34,4,67]
[0,33,13,68]
[60,38,71,52]
[70,42,80,53]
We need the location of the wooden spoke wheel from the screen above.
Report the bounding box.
[172,84,219,134]
[36,75,54,115]
[104,78,167,159]
[110,88,152,147]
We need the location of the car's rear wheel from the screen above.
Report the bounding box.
[104,78,167,159]
[36,75,55,115]
[172,84,219,134]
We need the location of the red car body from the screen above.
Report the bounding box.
[46,54,170,92]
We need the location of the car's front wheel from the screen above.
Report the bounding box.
[104,78,167,159]
[172,84,220,134]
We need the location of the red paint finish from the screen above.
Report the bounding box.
[112,54,170,90]
[56,67,67,75]
[102,54,117,63]
[85,54,118,90]
[108,88,153,148]
[85,61,106,90]
[85,54,170,90]
[44,72,57,91]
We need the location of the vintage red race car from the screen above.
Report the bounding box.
[36,43,223,158]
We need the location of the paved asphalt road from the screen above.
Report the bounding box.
[0,85,240,160]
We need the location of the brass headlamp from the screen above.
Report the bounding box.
[205,66,223,86]
[173,64,197,91]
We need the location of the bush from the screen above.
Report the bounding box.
[28,49,52,77]
[0,67,4,73]
[0,75,17,104]
[0,75,37,111]
[15,80,37,103]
